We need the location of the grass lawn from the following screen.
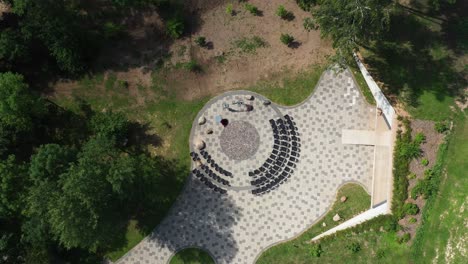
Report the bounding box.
[349,64,376,105]
[406,90,455,121]
[248,65,326,106]
[256,184,371,263]
[169,248,214,264]
[411,112,467,263]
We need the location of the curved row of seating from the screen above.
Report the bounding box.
[192,168,228,195]
[199,149,233,178]
[250,114,301,196]
[190,150,232,195]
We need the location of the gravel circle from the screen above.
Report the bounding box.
[219,121,260,160]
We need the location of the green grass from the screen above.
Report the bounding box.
[257,184,371,263]
[249,65,325,105]
[349,64,376,105]
[406,90,455,121]
[411,112,467,263]
[169,248,214,264]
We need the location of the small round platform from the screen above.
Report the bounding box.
[219,121,260,161]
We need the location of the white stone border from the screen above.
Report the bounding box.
[354,53,395,128]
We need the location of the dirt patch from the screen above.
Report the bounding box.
[398,119,444,240]
[49,0,332,102]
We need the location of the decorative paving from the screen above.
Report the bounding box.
[116,68,376,264]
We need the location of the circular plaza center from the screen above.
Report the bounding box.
[219,120,260,161]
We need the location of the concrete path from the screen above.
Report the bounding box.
[115,69,377,264]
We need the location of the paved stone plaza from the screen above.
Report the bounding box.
[116,69,376,264]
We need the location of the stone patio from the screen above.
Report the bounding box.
[115,68,376,264]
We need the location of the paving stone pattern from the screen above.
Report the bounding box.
[116,69,376,264]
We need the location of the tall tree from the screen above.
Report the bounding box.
[0,155,27,218]
[0,72,45,131]
[312,0,394,64]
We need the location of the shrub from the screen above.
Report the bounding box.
[103,22,124,39]
[397,233,411,244]
[296,0,318,11]
[303,17,317,32]
[403,203,419,215]
[376,249,386,259]
[400,142,421,159]
[310,243,323,257]
[195,36,207,47]
[233,36,267,53]
[244,3,259,15]
[409,217,417,223]
[280,34,294,46]
[411,169,438,199]
[276,5,292,20]
[346,242,361,253]
[413,132,426,145]
[225,3,234,15]
[407,173,416,180]
[166,17,184,39]
[392,117,413,219]
[383,217,398,232]
[421,158,429,166]
[176,60,201,72]
[435,121,449,133]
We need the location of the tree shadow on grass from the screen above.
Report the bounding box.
[363,11,466,107]
[127,122,163,153]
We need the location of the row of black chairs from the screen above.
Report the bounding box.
[199,149,233,178]
[200,165,231,186]
[192,169,227,195]
[250,115,301,195]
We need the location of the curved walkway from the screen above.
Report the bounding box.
[116,69,376,264]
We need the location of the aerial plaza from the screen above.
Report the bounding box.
[116,68,394,264]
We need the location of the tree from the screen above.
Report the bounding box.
[89,111,130,144]
[8,0,98,74]
[41,136,133,251]
[0,28,28,68]
[0,72,45,131]
[0,155,27,218]
[312,0,394,65]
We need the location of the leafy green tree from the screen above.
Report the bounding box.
[89,111,130,143]
[0,72,45,131]
[38,137,134,251]
[0,155,27,218]
[0,28,28,67]
[9,0,97,74]
[312,0,394,64]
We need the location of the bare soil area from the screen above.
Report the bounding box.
[399,119,444,240]
[51,0,332,101]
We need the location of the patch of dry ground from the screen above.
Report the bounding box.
[51,0,332,101]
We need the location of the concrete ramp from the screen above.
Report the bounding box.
[342,129,392,146]
[342,130,376,145]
